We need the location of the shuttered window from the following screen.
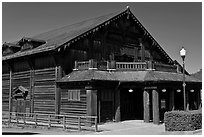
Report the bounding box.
[68,90,80,101]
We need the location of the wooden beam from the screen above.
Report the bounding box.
[30,69,34,113]
[9,66,13,113]
[55,66,62,115]
[143,90,150,123]
[152,89,160,124]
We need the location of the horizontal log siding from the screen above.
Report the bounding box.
[34,67,56,114]
[2,73,10,111]
[60,89,87,116]
[12,70,31,113]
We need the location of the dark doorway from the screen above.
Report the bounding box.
[175,90,184,110]
[120,88,143,121]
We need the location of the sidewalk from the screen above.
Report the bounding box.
[2,120,202,135]
[93,120,202,135]
[93,120,165,135]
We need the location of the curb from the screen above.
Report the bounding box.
[164,129,202,135]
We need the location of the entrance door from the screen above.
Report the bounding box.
[120,88,143,121]
[16,99,26,113]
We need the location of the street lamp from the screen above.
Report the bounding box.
[180,47,186,111]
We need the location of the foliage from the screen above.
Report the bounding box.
[164,110,202,131]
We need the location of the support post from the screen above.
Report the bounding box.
[143,90,150,123]
[9,66,13,113]
[23,113,26,127]
[30,69,34,113]
[134,47,138,62]
[152,89,160,124]
[34,114,37,128]
[115,89,121,122]
[169,90,175,111]
[55,66,62,115]
[63,116,66,130]
[78,117,81,131]
[48,115,51,129]
[95,117,98,132]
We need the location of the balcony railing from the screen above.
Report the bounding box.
[116,62,147,70]
[74,59,178,73]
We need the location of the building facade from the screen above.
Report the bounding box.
[2,7,201,125]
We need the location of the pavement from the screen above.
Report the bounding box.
[2,120,202,135]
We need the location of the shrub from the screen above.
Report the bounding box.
[164,109,202,131]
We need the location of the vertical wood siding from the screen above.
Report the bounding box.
[60,89,87,116]
[2,73,10,111]
[33,67,56,114]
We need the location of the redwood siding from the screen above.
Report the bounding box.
[2,73,10,111]
[60,89,87,116]
[33,67,56,114]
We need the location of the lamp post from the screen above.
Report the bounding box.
[180,47,186,111]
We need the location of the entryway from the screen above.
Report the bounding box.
[120,88,143,121]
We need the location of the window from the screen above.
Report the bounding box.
[68,90,80,101]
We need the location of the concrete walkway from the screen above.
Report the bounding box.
[2,120,202,135]
[93,120,166,135]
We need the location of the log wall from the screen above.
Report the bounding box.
[33,67,56,114]
[2,73,10,111]
[60,89,87,116]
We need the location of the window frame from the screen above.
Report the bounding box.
[68,89,81,101]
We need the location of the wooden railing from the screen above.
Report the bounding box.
[76,61,90,70]
[74,59,178,72]
[2,111,98,132]
[116,62,147,70]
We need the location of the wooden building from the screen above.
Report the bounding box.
[2,7,201,125]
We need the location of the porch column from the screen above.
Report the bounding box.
[86,86,97,117]
[55,66,62,115]
[152,89,160,124]
[169,89,175,111]
[143,90,150,123]
[115,89,121,122]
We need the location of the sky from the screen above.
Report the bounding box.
[2,2,202,74]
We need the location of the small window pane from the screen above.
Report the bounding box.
[68,90,80,101]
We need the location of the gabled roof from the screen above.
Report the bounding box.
[58,69,201,83]
[3,7,174,64]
